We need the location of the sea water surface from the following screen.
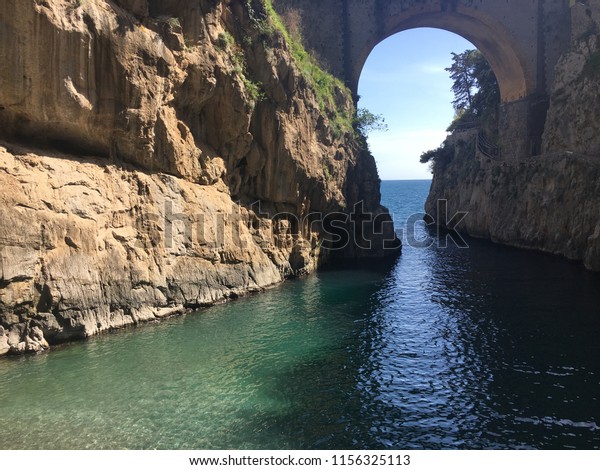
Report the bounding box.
[1,180,599,449]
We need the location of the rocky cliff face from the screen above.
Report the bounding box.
[0,0,398,356]
[427,0,600,271]
[425,143,600,271]
[426,2,600,272]
[543,1,600,157]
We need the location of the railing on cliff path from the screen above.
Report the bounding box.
[477,131,500,160]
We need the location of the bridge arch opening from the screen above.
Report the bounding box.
[351,7,535,104]
[357,28,478,180]
[274,0,567,160]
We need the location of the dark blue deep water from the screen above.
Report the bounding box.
[0,180,599,449]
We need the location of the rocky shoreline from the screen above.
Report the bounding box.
[0,0,399,357]
[425,2,600,273]
[426,149,600,272]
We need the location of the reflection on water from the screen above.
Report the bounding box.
[0,181,599,449]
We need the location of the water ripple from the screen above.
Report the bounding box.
[1,181,599,449]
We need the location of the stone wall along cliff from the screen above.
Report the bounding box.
[0,0,399,356]
[425,141,600,271]
[426,1,600,271]
[543,0,600,157]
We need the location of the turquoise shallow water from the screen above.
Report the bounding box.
[1,180,599,449]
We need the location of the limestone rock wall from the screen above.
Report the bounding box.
[543,0,600,157]
[0,145,285,354]
[426,143,600,272]
[425,1,600,272]
[0,0,398,356]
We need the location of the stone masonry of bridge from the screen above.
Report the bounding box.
[273,0,573,159]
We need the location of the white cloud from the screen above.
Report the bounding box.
[358,70,406,85]
[367,129,448,180]
[370,129,448,154]
[359,63,447,87]
[417,63,447,75]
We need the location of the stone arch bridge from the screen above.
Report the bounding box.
[273,0,574,159]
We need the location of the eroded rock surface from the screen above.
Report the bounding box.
[426,147,600,271]
[0,0,399,355]
[425,2,600,272]
[0,145,285,352]
[543,0,600,157]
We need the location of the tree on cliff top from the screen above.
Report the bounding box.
[446,49,500,132]
[420,48,500,172]
[355,108,388,135]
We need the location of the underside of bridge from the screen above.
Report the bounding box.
[274,0,572,159]
[352,11,532,104]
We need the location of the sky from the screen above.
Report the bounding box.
[357,28,475,181]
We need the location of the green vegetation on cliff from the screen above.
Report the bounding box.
[215,30,265,102]
[446,49,500,133]
[420,140,455,172]
[260,0,355,136]
[421,48,499,171]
